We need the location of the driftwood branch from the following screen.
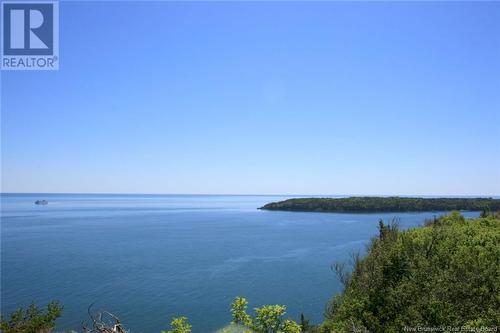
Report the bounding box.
[82,304,127,333]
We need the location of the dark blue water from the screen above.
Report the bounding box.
[0,194,479,332]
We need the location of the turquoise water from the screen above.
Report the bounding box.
[0,194,479,332]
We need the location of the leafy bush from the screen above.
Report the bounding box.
[280,320,301,333]
[231,297,252,327]
[321,213,500,332]
[0,301,62,333]
[162,316,192,333]
[229,297,302,333]
[253,305,286,333]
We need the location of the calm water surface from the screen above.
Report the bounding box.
[1,194,479,332]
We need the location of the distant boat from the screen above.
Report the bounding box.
[35,200,48,205]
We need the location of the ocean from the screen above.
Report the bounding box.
[0,194,479,332]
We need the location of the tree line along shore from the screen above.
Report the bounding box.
[259,196,500,213]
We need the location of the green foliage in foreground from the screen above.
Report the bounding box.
[320,212,500,333]
[162,297,303,333]
[260,196,500,213]
[162,317,192,333]
[253,305,287,333]
[229,297,301,333]
[230,297,252,328]
[0,302,62,333]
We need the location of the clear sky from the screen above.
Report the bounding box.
[1,1,499,195]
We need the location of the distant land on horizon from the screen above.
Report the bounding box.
[1,193,499,197]
[260,196,500,213]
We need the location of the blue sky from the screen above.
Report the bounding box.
[1,1,499,195]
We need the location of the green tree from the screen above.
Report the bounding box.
[231,297,252,327]
[321,213,500,332]
[281,319,301,333]
[253,305,286,333]
[299,314,312,332]
[0,301,62,333]
[480,206,490,218]
[230,297,302,333]
[162,316,191,333]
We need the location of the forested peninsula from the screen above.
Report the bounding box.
[259,196,500,213]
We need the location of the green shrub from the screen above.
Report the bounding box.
[253,305,286,333]
[321,213,500,332]
[162,316,192,333]
[231,297,252,327]
[0,301,62,333]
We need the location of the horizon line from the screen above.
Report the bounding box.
[1,192,499,198]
